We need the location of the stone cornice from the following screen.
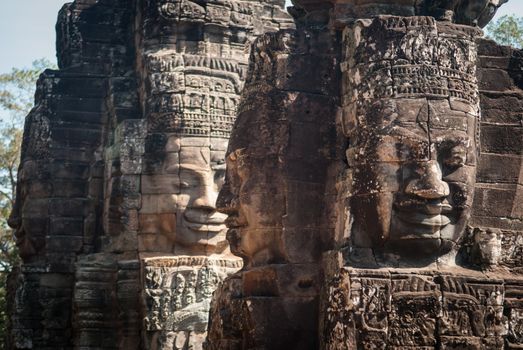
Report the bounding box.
[289,0,509,28]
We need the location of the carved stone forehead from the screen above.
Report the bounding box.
[344,17,481,100]
[226,90,290,158]
[392,98,475,132]
[344,99,476,144]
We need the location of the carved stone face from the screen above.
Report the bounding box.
[172,137,229,255]
[8,185,34,259]
[347,99,477,261]
[139,136,231,256]
[218,150,285,266]
[8,159,48,261]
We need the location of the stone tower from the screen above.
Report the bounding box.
[7,0,291,349]
[208,0,523,349]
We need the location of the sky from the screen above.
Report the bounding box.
[0,0,522,73]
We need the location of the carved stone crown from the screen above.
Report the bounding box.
[146,52,244,138]
[344,17,481,104]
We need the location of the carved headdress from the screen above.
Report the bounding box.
[344,16,481,103]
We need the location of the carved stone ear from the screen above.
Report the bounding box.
[467,227,503,267]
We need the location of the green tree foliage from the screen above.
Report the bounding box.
[0,58,56,348]
[0,59,53,121]
[486,15,523,49]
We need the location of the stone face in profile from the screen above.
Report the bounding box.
[216,36,340,267]
[208,27,340,349]
[218,148,288,267]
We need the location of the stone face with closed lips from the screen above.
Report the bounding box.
[339,16,481,266]
[207,27,340,349]
[174,141,229,255]
[346,99,478,262]
[218,149,287,267]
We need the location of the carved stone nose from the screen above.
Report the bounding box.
[406,161,450,200]
[216,183,236,213]
[192,185,218,210]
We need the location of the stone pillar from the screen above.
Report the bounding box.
[8,0,292,348]
[132,0,291,348]
[8,0,124,343]
[206,17,341,348]
[117,260,142,349]
[73,259,118,348]
[320,3,522,350]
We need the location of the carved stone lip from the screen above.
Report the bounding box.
[396,212,451,227]
[224,215,246,229]
[183,220,227,233]
[184,210,227,224]
[395,200,453,215]
[183,210,227,232]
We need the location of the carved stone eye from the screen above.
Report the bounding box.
[443,146,466,169]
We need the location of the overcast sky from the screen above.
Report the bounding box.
[0,0,522,73]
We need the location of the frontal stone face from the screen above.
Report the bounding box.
[339,17,481,267]
[320,11,523,350]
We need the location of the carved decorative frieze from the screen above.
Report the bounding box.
[142,256,241,348]
[323,268,515,349]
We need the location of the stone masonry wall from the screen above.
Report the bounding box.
[7,0,291,349]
